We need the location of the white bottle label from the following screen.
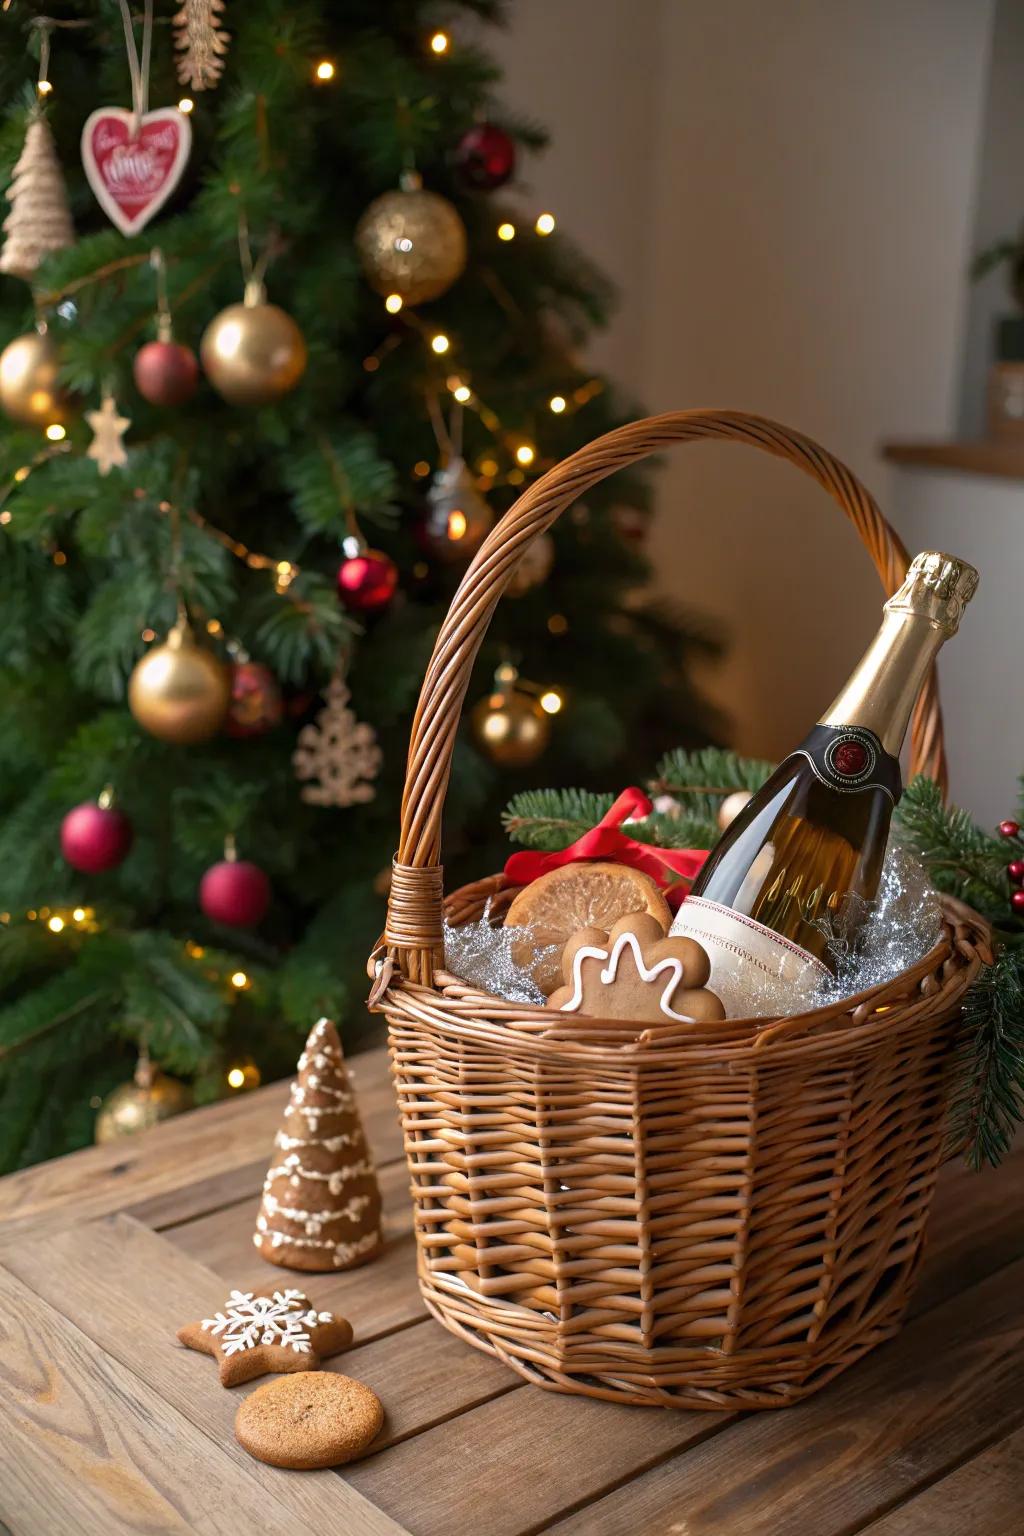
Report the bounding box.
[669,896,830,1019]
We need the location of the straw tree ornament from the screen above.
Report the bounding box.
[254,1018,382,1272]
[0,114,74,281]
[174,0,230,91]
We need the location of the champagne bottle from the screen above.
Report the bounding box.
[670,551,978,1017]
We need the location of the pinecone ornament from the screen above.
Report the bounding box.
[253,1018,383,1273]
[0,114,74,281]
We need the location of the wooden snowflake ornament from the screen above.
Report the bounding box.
[292,678,381,808]
[177,1287,352,1386]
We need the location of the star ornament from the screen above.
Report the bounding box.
[85,393,131,476]
[177,1287,353,1387]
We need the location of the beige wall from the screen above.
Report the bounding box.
[496,0,994,761]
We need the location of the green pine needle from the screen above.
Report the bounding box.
[948,948,1024,1169]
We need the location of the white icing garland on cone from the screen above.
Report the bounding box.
[253,1017,382,1271]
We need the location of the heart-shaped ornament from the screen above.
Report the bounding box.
[81,108,191,237]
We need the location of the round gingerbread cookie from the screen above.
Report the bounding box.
[235,1370,383,1469]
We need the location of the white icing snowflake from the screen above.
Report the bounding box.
[200,1289,332,1357]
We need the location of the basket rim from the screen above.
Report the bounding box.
[376,888,993,1068]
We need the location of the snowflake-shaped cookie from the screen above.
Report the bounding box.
[177,1287,353,1387]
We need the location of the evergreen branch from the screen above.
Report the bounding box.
[948,947,1024,1169]
[651,747,775,825]
[895,776,1009,915]
[501,787,615,849]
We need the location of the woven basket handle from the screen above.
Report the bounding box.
[385,409,946,984]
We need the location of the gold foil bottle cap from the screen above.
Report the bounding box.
[884,550,979,632]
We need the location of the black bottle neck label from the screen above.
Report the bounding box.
[785,724,902,803]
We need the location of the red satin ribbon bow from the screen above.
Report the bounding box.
[503,786,708,908]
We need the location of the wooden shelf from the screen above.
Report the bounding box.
[884,439,1024,482]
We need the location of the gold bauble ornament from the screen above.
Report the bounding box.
[129,617,231,744]
[200,281,308,406]
[355,171,467,305]
[0,326,68,427]
[471,668,551,768]
[95,1056,192,1144]
[718,789,753,831]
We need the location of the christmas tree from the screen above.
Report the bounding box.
[0,1,720,1171]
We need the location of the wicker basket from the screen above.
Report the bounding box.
[370,411,992,1409]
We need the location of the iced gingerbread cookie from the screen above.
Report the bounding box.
[504,862,672,995]
[235,1371,384,1469]
[549,911,725,1024]
[177,1287,353,1387]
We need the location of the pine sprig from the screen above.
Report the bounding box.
[652,746,776,825]
[501,788,616,850]
[895,776,1009,917]
[948,949,1024,1169]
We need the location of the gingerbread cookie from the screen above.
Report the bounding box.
[548,911,724,1024]
[177,1288,353,1387]
[504,862,672,995]
[235,1371,384,1469]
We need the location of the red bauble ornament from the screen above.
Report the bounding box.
[225,661,283,738]
[60,801,133,873]
[199,858,271,927]
[133,339,199,407]
[1008,860,1024,886]
[1012,890,1024,914]
[999,819,1021,838]
[455,122,517,190]
[337,549,398,613]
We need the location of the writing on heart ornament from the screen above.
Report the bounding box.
[81,108,191,237]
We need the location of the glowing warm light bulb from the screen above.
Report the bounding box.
[549,395,566,414]
[227,1067,246,1089]
[230,970,248,989]
[384,292,403,314]
[178,96,194,113]
[37,79,52,95]
[453,384,471,403]
[497,222,516,242]
[314,60,335,81]
[72,908,86,922]
[515,443,535,466]
[45,423,66,441]
[540,690,564,715]
[429,30,449,53]
[13,466,30,482]
[431,333,450,354]
[535,212,556,235]
[48,916,65,933]
[447,509,468,541]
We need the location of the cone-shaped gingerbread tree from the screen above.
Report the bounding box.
[0,113,74,281]
[253,1017,382,1272]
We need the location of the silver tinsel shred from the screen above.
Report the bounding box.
[808,842,942,1009]
[443,901,554,1005]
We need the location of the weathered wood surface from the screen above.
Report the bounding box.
[0,1043,1021,1536]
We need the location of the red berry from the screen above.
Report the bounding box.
[999,819,1021,838]
[1008,860,1024,886]
[1012,890,1024,914]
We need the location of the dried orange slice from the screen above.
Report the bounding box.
[504,862,672,995]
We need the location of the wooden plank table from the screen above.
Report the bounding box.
[1,1041,1022,1536]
